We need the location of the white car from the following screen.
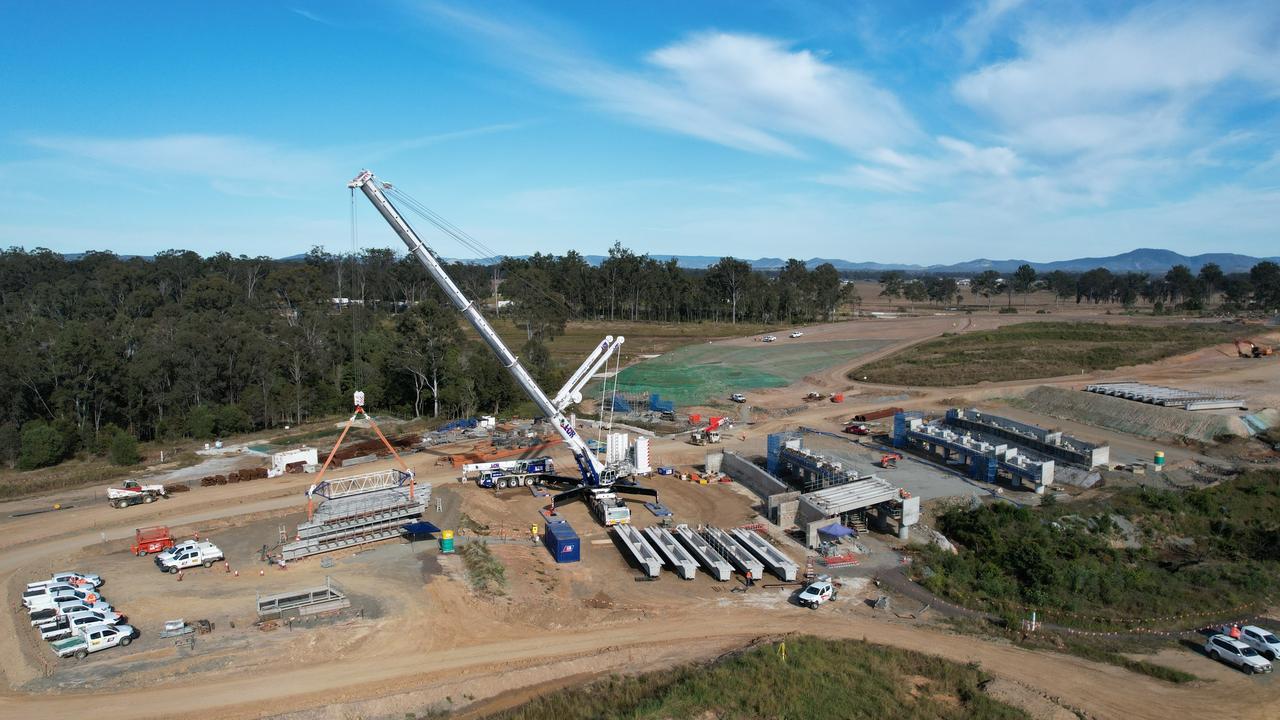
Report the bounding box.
[1205,634,1273,674]
[789,331,804,338]
[762,335,777,343]
[154,541,224,573]
[730,393,747,403]
[38,610,123,641]
[796,578,836,609]
[22,583,79,609]
[30,600,115,625]
[1240,626,1280,661]
[48,572,103,589]
[30,588,108,614]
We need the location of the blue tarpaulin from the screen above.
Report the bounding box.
[818,523,855,538]
[402,521,442,538]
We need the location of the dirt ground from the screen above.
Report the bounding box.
[0,310,1278,720]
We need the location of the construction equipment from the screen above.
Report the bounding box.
[462,456,554,489]
[689,428,721,446]
[804,392,823,402]
[349,170,655,525]
[843,423,870,436]
[878,453,903,469]
[1236,338,1274,358]
[132,526,174,556]
[106,480,167,509]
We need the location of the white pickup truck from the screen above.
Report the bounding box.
[1239,625,1280,661]
[107,480,168,509]
[154,541,224,573]
[50,623,136,660]
[38,610,123,642]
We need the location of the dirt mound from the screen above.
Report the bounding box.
[1012,386,1255,442]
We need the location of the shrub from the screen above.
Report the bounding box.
[185,405,216,439]
[214,404,252,435]
[19,420,67,470]
[108,431,141,466]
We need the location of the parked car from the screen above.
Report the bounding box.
[154,541,224,573]
[48,572,102,588]
[762,335,777,342]
[38,610,123,641]
[843,423,870,435]
[730,393,747,403]
[22,583,82,610]
[30,588,107,614]
[30,600,115,625]
[1239,626,1280,661]
[796,577,837,609]
[789,331,804,338]
[50,623,136,660]
[1205,634,1273,674]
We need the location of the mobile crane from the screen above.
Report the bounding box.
[349,170,655,525]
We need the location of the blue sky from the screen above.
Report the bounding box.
[1,0,1277,263]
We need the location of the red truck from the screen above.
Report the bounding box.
[843,423,870,436]
[132,526,174,556]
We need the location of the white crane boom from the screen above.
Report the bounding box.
[348,170,610,485]
[553,334,624,412]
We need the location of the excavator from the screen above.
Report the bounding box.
[1235,339,1274,358]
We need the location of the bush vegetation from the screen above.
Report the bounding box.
[853,321,1235,386]
[460,540,507,596]
[480,636,1026,720]
[915,471,1280,625]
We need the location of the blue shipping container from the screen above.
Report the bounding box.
[543,521,580,563]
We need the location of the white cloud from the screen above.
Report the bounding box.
[955,3,1280,156]
[954,0,1028,62]
[415,6,916,158]
[818,136,1020,194]
[26,134,331,186]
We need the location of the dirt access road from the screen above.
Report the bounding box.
[0,439,1271,718]
[1,311,1276,720]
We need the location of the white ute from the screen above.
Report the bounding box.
[796,576,837,609]
[50,623,136,660]
[1205,634,1273,674]
[154,541,224,573]
[1239,626,1280,661]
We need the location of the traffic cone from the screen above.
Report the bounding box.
[177,571,183,582]
[259,568,265,576]
[234,570,239,577]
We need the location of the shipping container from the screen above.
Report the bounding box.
[543,520,580,563]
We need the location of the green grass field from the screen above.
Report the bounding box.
[478,319,772,366]
[851,322,1234,386]
[606,339,892,406]
[474,636,1026,720]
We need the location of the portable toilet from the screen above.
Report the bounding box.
[439,529,455,554]
[543,521,580,563]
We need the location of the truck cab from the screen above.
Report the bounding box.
[155,541,224,573]
[590,492,631,526]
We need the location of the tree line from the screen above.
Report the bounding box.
[0,245,853,470]
[878,261,1280,312]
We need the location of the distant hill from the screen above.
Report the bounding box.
[57,247,1277,274]
[451,248,1279,274]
